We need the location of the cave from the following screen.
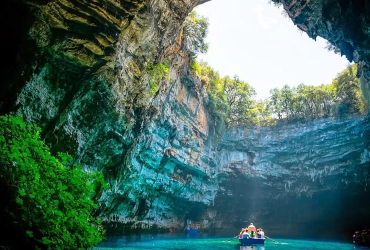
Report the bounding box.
[0,0,370,248]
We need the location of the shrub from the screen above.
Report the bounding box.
[146,60,170,96]
[0,115,106,250]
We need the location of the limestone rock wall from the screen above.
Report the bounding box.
[98,42,220,229]
[220,118,370,195]
[2,0,219,230]
[214,117,370,238]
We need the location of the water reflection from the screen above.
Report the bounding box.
[239,246,265,250]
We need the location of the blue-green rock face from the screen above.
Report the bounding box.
[217,117,370,237]
[1,0,370,238]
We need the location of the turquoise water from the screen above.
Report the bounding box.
[93,235,368,250]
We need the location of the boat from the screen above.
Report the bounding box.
[185,220,200,236]
[239,237,265,246]
[238,223,266,246]
[186,228,199,236]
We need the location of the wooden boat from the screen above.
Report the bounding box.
[239,237,265,246]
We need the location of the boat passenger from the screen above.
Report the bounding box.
[247,223,256,234]
[259,228,265,239]
[242,229,249,239]
[249,230,255,239]
[239,228,245,239]
[257,228,261,238]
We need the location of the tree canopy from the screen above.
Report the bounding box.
[266,64,366,121]
[194,62,367,128]
[194,61,258,128]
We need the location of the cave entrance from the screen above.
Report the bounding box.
[194,0,349,100]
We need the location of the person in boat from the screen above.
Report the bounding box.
[240,228,249,239]
[257,228,265,239]
[249,230,255,239]
[247,223,257,234]
[238,228,244,238]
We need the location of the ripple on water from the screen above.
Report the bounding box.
[93,235,363,250]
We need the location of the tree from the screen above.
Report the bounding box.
[280,85,294,118]
[0,115,105,250]
[223,75,257,127]
[268,88,283,119]
[195,61,229,126]
[332,64,363,115]
[182,11,209,59]
[267,83,336,121]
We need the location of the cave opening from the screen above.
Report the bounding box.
[194,0,349,100]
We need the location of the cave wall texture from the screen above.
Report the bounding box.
[1,0,369,239]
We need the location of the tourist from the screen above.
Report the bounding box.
[242,229,249,239]
[259,228,265,239]
[247,223,256,233]
[239,228,245,239]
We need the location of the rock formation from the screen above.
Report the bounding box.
[216,117,370,238]
[1,0,369,239]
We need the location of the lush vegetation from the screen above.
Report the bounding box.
[267,64,366,121]
[146,60,170,96]
[0,115,106,250]
[194,61,367,128]
[194,61,260,128]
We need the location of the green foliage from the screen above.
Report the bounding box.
[182,11,209,59]
[332,64,363,115]
[223,75,257,127]
[0,115,106,250]
[196,61,228,124]
[191,60,201,76]
[146,60,170,96]
[207,92,229,123]
[194,61,258,127]
[359,74,370,114]
[265,64,366,122]
[193,61,366,128]
[268,84,335,120]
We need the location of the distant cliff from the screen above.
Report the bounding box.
[1,0,369,238]
[216,117,370,237]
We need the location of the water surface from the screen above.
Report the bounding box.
[94,234,368,250]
